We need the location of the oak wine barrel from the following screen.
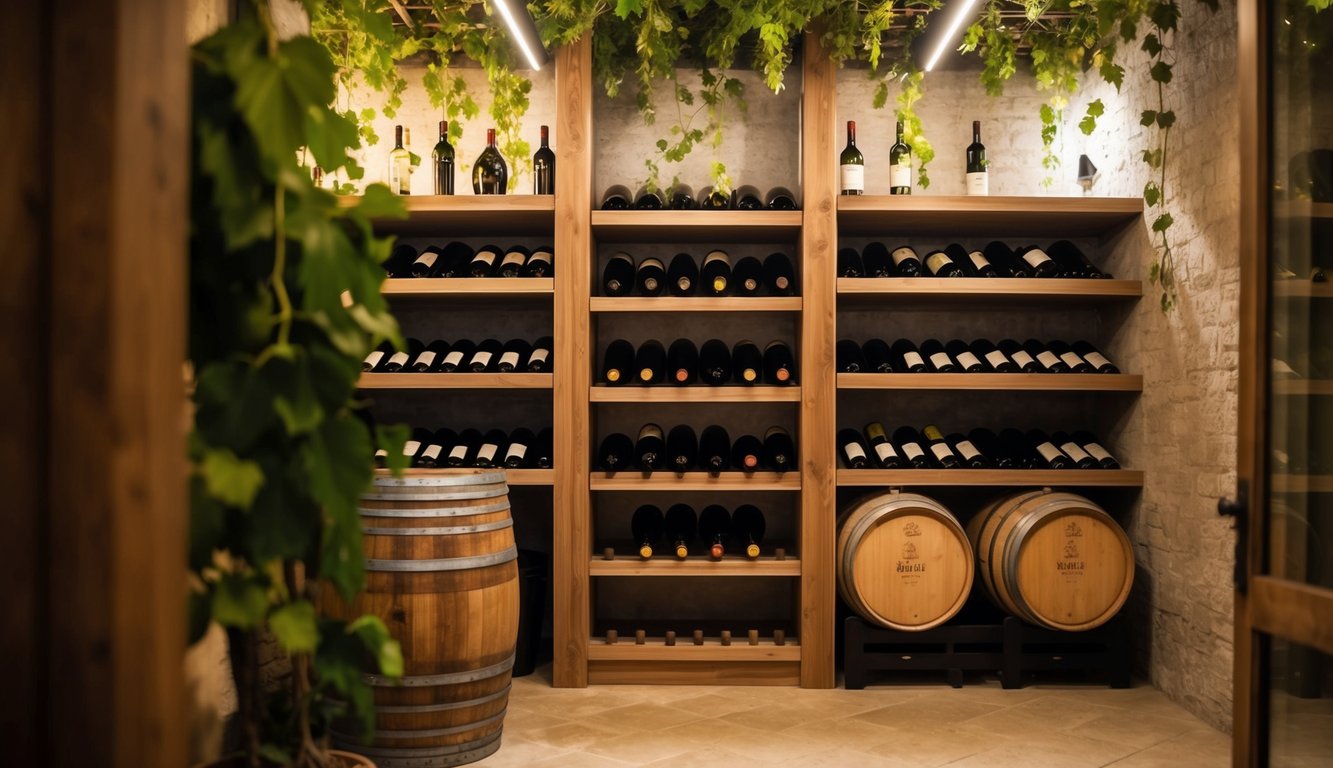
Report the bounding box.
[967,488,1134,632]
[837,491,974,631]
[321,470,519,767]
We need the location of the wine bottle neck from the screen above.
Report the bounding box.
[540,126,549,147]
[395,126,404,149]
[487,129,496,147]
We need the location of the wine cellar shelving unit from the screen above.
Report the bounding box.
[356,34,1151,689]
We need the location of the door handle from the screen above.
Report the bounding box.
[1218,480,1249,594]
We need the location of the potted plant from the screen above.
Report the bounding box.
[187,2,411,765]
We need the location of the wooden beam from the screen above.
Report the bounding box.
[386,0,414,29]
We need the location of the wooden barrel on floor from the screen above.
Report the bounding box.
[321,470,519,768]
[837,491,974,631]
[967,488,1134,632]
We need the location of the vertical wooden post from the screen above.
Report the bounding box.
[799,29,838,689]
[553,35,593,687]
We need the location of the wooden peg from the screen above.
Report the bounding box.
[693,629,704,645]
[635,629,646,645]
[748,629,759,646]
[720,630,732,646]
[774,629,786,646]
[606,629,617,645]
[665,630,676,646]
[602,547,615,560]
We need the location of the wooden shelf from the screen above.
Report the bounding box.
[590,296,803,312]
[1274,199,1333,220]
[587,638,800,662]
[1273,281,1333,299]
[590,472,800,491]
[837,277,1142,304]
[1273,379,1333,396]
[381,277,553,300]
[590,386,800,403]
[359,373,553,389]
[835,469,1144,487]
[591,210,803,241]
[837,195,1143,236]
[837,373,1142,392]
[1272,475,1333,493]
[376,468,554,486]
[346,194,556,235]
[589,556,800,577]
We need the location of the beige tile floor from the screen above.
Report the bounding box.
[476,665,1231,767]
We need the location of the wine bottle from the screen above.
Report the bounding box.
[1072,341,1119,373]
[597,432,633,471]
[838,428,870,469]
[763,341,796,384]
[668,183,696,209]
[732,340,762,384]
[837,248,865,278]
[363,341,392,372]
[438,241,474,277]
[732,185,764,210]
[1027,429,1074,469]
[733,256,764,296]
[497,245,530,277]
[526,336,553,372]
[1024,339,1069,373]
[1013,245,1060,278]
[864,422,904,468]
[635,423,665,471]
[1047,340,1095,373]
[412,339,449,372]
[840,120,865,195]
[410,245,446,278]
[997,339,1040,373]
[965,121,987,196]
[497,339,532,373]
[862,339,895,373]
[945,339,985,372]
[472,128,508,194]
[948,432,989,468]
[533,427,554,469]
[983,241,1029,277]
[421,428,456,468]
[447,428,482,467]
[764,252,796,295]
[731,505,765,558]
[522,246,553,277]
[861,243,894,277]
[920,339,959,373]
[468,339,503,372]
[601,184,633,210]
[382,338,423,372]
[667,339,699,385]
[635,340,667,384]
[634,185,665,209]
[667,425,698,471]
[923,248,967,278]
[469,244,503,277]
[388,125,410,195]
[603,252,635,296]
[891,339,928,372]
[1047,240,1109,278]
[922,424,961,468]
[631,505,664,559]
[998,428,1037,468]
[731,434,763,471]
[386,243,418,277]
[893,426,931,468]
[697,186,730,210]
[1072,430,1120,469]
[889,245,923,277]
[699,425,732,473]
[668,253,699,296]
[889,120,912,195]
[949,243,1004,277]
[471,429,507,468]
[1051,430,1098,469]
[504,427,536,468]
[664,504,697,559]
[836,339,867,373]
[699,339,732,385]
[763,426,796,472]
[438,339,474,373]
[404,427,433,466]
[699,505,731,558]
[765,187,798,210]
[702,250,732,295]
[636,256,666,296]
[533,125,555,195]
[970,339,1017,373]
[433,120,455,195]
[968,428,1012,468]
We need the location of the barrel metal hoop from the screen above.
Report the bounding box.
[371,471,508,488]
[364,653,515,687]
[361,485,508,502]
[362,518,514,536]
[371,684,511,714]
[365,546,518,573]
[335,710,507,740]
[358,500,511,518]
[333,732,502,766]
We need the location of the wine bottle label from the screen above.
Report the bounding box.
[929,352,952,369]
[1082,351,1112,369]
[1036,350,1061,369]
[984,351,1009,369]
[966,171,988,196]
[1011,350,1036,368]
[529,349,550,365]
[374,448,387,458]
[640,425,664,440]
[403,440,421,456]
[449,445,468,461]
[925,252,953,275]
[477,442,499,463]
[969,251,991,271]
[506,444,528,462]
[890,162,911,188]
[956,440,982,461]
[956,351,983,369]
[904,351,925,369]
[414,351,437,369]
[475,251,498,266]
[472,351,493,368]
[840,164,864,192]
[387,351,410,368]
[1022,249,1053,268]
[930,443,953,462]
[891,247,917,266]
[873,442,898,462]
[1059,351,1085,369]
[499,352,521,369]
[1083,442,1113,462]
[1035,442,1063,463]
[530,249,552,261]
[422,444,443,461]
[364,350,386,369]
[703,252,729,266]
[843,442,867,461]
[1059,441,1093,463]
[501,252,526,268]
[414,251,439,269]
[901,442,926,461]
[443,351,465,368]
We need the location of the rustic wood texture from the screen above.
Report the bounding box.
[589,472,801,491]
[382,278,554,300]
[837,373,1143,392]
[588,556,802,577]
[589,386,801,403]
[591,210,802,241]
[836,195,1143,236]
[837,277,1143,302]
[358,373,554,389]
[589,296,802,313]
[1250,577,1333,658]
[349,194,556,235]
[588,660,800,685]
[375,468,554,486]
[836,469,1144,487]
[587,641,800,662]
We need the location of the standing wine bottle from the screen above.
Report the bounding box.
[1027,429,1074,469]
[763,426,796,472]
[631,505,664,559]
[1072,341,1119,373]
[363,341,392,372]
[697,186,731,210]
[998,428,1037,468]
[526,336,553,372]
[965,120,987,196]
[633,185,665,209]
[763,341,796,384]
[635,339,667,384]
[968,428,1012,468]
[1024,339,1069,373]
[667,339,699,385]
[997,338,1040,372]
[732,185,764,210]
[668,183,696,209]
[923,248,967,278]
[412,339,449,372]
[763,252,796,295]
[699,339,732,385]
[472,128,508,194]
[666,425,698,471]
[732,257,764,296]
[601,340,634,384]
[699,425,732,473]
[533,125,555,194]
[732,340,762,384]
[891,339,928,372]
[837,248,865,278]
[410,245,444,277]
[533,427,554,468]
[1013,245,1060,278]
[699,505,731,558]
[862,339,895,373]
[602,252,635,296]
[664,504,697,559]
[382,338,423,372]
[497,339,532,373]
[468,339,503,372]
[433,120,455,195]
[838,428,870,469]
[731,505,766,559]
[404,427,433,466]
[731,434,763,471]
[635,423,666,471]
[949,243,1004,277]
[836,339,867,372]
[667,253,699,296]
[970,339,1017,373]
[448,429,482,467]
[386,243,418,277]
[597,432,633,471]
[765,187,798,210]
[497,245,530,277]
[1072,430,1120,469]
[438,339,474,373]
[889,245,923,277]
[923,425,962,468]
[1051,430,1099,469]
[1047,340,1095,373]
[920,339,959,373]
[840,120,865,196]
[948,432,989,468]
[388,125,411,195]
[864,422,904,468]
[945,340,985,372]
[861,243,894,277]
[983,241,1028,277]
[601,185,633,209]
[636,256,666,296]
[503,428,536,468]
[702,250,732,295]
[521,246,553,277]
[889,120,912,195]
[469,244,503,277]
[893,426,931,468]
[1047,240,1109,278]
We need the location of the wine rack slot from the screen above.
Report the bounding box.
[359,373,554,389]
[836,374,1143,392]
[588,555,801,577]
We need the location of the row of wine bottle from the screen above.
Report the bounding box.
[598,425,796,473]
[838,425,1120,470]
[628,503,767,560]
[839,120,987,196]
[385,242,554,279]
[363,338,553,374]
[386,122,554,196]
[602,251,796,297]
[601,184,798,211]
[837,241,1110,279]
[601,339,796,386]
[836,338,1119,375]
[379,427,554,469]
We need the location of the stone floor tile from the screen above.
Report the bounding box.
[582,701,709,732]
[1103,728,1232,767]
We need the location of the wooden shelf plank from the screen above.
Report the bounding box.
[1273,281,1333,299]
[381,277,553,299]
[837,277,1142,303]
[1272,475,1333,493]
[1272,380,1333,396]
[587,639,801,662]
[591,210,803,242]
[1274,199,1333,220]
[589,556,801,577]
[590,386,800,403]
[590,472,800,491]
[344,194,556,235]
[589,296,803,312]
[837,195,1143,236]
[837,373,1142,392]
[375,468,554,486]
[358,373,553,390]
[835,469,1144,487]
